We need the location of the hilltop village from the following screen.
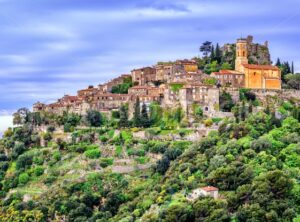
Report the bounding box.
[33,36,283,119]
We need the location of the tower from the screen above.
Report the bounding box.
[235,39,248,73]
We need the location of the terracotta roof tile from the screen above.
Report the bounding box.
[201,186,219,192]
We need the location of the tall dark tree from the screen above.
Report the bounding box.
[133,97,141,127]
[119,105,129,128]
[281,62,291,82]
[275,58,281,67]
[215,43,222,63]
[291,61,294,74]
[140,103,150,127]
[86,110,103,127]
[200,41,212,57]
[210,45,215,62]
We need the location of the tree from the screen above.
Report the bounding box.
[13,108,30,125]
[141,103,150,127]
[200,41,212,57]
[206,61,220,74]
[210,45,215,62]
[275,58,281,67]
[215,43,222,63]
[219,91,234,112]
[149,102,163,126]
[85,110,103,127]
[286,73,300,89]
[291,61,294,74]
[119,105,129,128]
[133,97,141,127]
[221,62,232,70]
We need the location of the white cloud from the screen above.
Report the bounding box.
[0,115,13,136]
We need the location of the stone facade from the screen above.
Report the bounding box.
[211,70,245,88]
[131,67,156,85]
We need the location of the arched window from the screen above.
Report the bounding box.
[243,51,245,57]
[205,107,208,111]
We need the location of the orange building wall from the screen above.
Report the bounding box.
[245,68,263,89]
[184,64,198,72]
[244,68,281,89]
[265,79,281,89]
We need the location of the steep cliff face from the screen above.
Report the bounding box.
[222,35,271,68]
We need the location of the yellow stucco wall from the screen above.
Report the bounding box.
[184,64,198,72]
[245,67,281,89]
[266,79,281,89]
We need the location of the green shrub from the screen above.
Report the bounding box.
[127,148,145,157]
[18,173,29,185]
[100,158,114,168]
[34,166,44,176]
[135,157,149,164]
[212,117,222,123]
[115,146,122,157]
[44,175,56,186]
[204,119,213,127]
[16,153,33,170]
[52,151,62,161]
[84,149,101,159]
[100,135,108,143]
[108,130,115,138]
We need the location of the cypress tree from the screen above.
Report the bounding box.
[119,105,129,128]
[241,101,246,121]
[210,45,215,62]
[275,58,281,67]
[291,61,294,74]
[141,103,150,127]
[215,43,222,64]
[133,97,141,127]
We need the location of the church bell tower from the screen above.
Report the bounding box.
[235,39,248,73]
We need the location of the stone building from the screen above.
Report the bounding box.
[217,38,281,90]
[187,186,219,201]
[33,102,46,112]
[211,70,245,87]
[131,67,156,85]
[175,59,198,73]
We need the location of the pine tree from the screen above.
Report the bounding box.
[133,97,141,127]
[241,101,246,121]
[141,103,150,127]
[275,58,281,67]
[215,43,222,64]
[119,105,129,128]
[210,45,215,62]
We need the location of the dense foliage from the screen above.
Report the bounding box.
[1,98,300,221]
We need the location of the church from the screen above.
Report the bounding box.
[212,38,281,90]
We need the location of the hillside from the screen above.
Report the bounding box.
[0,91,300,221]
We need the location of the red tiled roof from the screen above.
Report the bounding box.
[201,186,219,192]
[243,64,279,70]
[219,70,243,74]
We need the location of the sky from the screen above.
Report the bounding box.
[0,0,299,132]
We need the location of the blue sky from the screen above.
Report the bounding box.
[0,0,299,116]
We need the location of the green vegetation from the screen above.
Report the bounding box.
[1,95,300,221]
[111,77,133,94]
[84,149,101,159]
[170,83,184,92]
